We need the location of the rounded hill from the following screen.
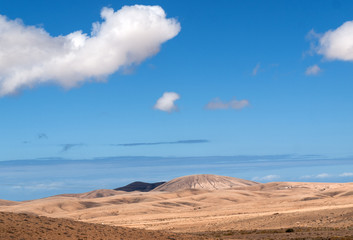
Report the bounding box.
[153,174,258,192]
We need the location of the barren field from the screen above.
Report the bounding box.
[1,175,353,239]
[0,211,208,240]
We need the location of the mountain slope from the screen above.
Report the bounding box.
[154,174,258,191]
[58,189,121,199]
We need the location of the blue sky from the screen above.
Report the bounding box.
[1,0,353,200]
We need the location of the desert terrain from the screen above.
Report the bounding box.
[1,174,353,239]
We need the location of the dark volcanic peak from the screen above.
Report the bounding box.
[154,174,258,192]
[114,181,166,192]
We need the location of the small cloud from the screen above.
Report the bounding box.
[60,143,84,152]
[316,173,330,178]
[252,63,260,76]
[339,172,353,177]
[38,133,48,139]
[154,92,180,112]
[205,97,249,110]
[252,175,280,182]
[310,21,353,61]
[113,139,209,147]
[305,64,321,75]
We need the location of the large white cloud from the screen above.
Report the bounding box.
[154,92,180,112]
[315,20,353,61]
[0,5,180,96]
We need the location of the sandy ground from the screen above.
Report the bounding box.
[0,211,208,240]
[2,177,353,239]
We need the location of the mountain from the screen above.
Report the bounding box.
[153,174,258,191]
[114,181,166,192]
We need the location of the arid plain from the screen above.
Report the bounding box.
[2,174,353,239]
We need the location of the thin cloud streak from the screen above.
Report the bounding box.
[38,133,48,139]
[300,173,331,179]
[60,143,84,152]
[252,175,280,182]
[339,172,353,177]
[113,139,209,147]
[205,97,250,110]
[252,63,260,76]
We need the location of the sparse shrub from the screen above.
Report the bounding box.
[285,228,294,233]
[223,231,234,236]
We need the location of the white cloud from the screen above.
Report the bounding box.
[316,173,330,178]
[12,182,63,190]
[205,97,250,110]
[252,63,260,76]
[339,172,353,177]
[154,92,180,112]
[314,20,353,61]
[252,175,280,182]
[305,64,321,75]
[0,5,180,96]
[301,173,331,179]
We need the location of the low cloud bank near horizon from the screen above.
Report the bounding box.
[205,97,250,110]
[1,154,353,201]
[0,5,180,96]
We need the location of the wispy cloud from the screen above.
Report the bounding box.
[205,97,249,110]
[305,64,321,75]
[113,139,209,147]
[252,63,260,76]
[252,175,280,182]
[300,173,331,179]
[154,92,180,112]
[12,182,64,190]
[339,172,353,177]
[60,143,84,152]
[310,21,353,61]
[316,173,330,178]
[38,133,48,139]
[0,5,180,96]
